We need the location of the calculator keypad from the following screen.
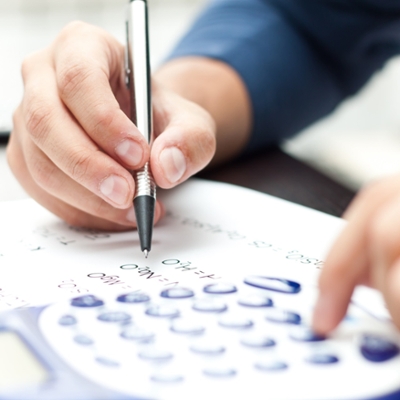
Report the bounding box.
[40,275,400,400]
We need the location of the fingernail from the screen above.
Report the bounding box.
[126,206,136,224]
[100,175,129,206]
[115,139,143,167]
[159,147,186,184]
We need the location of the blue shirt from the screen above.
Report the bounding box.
[168,0,400,154]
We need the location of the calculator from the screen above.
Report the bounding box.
[1,274,400,400]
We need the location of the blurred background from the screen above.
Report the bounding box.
[1,0,400,199]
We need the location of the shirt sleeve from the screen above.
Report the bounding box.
[166,0,400,154]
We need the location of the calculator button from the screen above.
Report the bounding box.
[190,342,226,355]
[120,326,155,341]
[170,319,205,335]
[160,287,195,299]
[289,325,326,342]
[73,334,94,346]
[254,360,288,372]
[116,292,150,304]
[192,299,227,313]
[150,373,184,383]
[58,314,77,326]
[71,295,104,308]
[203,283,237,294]
[265,308,301,324]
[145,305,180,318]
[203,367,237,378]
[360,334,400,362]
[305,354,339,365]
[95,356,120,367]
[138,348,174,361]
[240,335,276,348]
[218,314,253,329]
[244,276,301,294]
[238,294,273,308]
[97,311,132,323]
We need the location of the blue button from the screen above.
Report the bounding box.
[150,374,184,383]
[218,315,253,329]
[117,292,150,304]
[170,319,205,335]
[58,315,77,326]
[265,308,301,324]
[360,334,399,362]
[97,311,131,323]
[138,348,174,361]
[289,325,326,342]
[120,326,154,341]
[73,334,94,346]
[160,287,194,299]
[95,356,120,367]
[190,342,226,355]
[192,299,227,313]
[244,276,301,294]
[203,283,237,294]
[203,367,236,378]
[238,295,273,308]
[240,335,276,348]
[254,360,288,372]
[305,354,339,365]
[71,295,104,308]
[145,305,180,318]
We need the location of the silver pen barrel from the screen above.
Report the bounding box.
[127,0,152,143]
[126,0,156,255]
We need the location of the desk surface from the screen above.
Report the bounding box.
[199,146,355,218]
[0,142,355,217]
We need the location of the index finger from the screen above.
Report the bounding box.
[54,21,149,169]
[312,177,400,334]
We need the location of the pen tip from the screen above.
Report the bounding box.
[143,249,148,258]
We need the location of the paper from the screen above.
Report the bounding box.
[1,178,399,400]
[0,178,384,318]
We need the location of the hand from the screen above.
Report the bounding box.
[7,21,216,231]
[312,175,400,333]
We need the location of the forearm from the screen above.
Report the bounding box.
[154,56,251,166]
[160,0,400,157]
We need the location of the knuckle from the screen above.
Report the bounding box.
[64,148,94,183]
[196,110,217,159]
[192,125,216,163]
[29,157,58,191]
[92,106,117,136]
[203,127,217,155]
[24,99,53,143]
[58,61,93,98]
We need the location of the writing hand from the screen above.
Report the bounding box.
[7,22,216,230]
[313,175,400,333]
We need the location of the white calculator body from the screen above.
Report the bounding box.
[1,274,400,400]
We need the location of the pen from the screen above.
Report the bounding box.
[126,0,156,258]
